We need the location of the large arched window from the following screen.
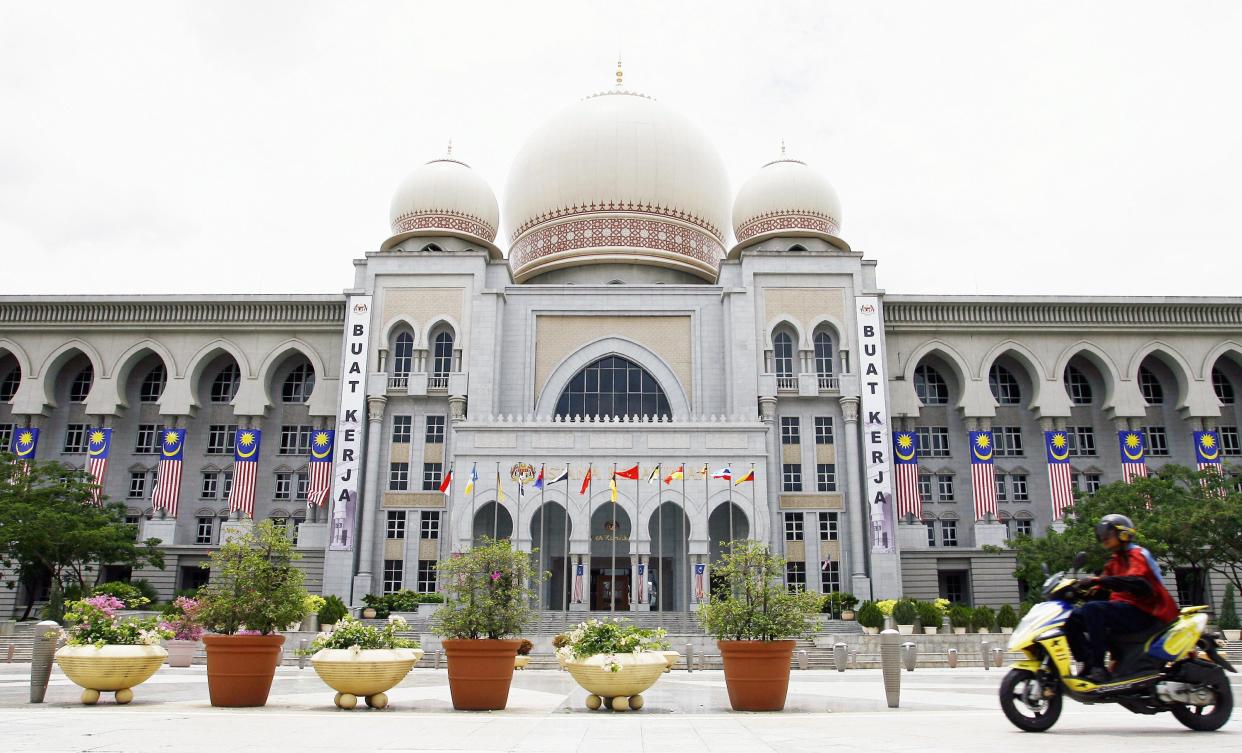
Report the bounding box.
[1212,368,1235,405]
[1138,366,1163,405]
[69,365,94,403]
[140,364,166,403]
[1064,366,1093,405]
[211,363,240,403]
[554,356,671,420]
[988,364,1021,405]
[0,366,19,402]
[773,332,795,378]
[392,332,413,376]
[431,331,454,378]
[914,364,948,405]
[813,331,833,377]
[282,362,316,403]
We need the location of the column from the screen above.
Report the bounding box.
[352,395,387,602]
[840,397,871,598]
[759,396,780,554]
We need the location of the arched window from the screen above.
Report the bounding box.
[914,364,948,405]
[773,332,795,378]
[69,365,93,402]
[788,244,808,252]
[1138,366,1163,405]
[554,355,671,420]
[431,331,454,378]
[392,332,414,375]
[140,365,166,403]
[1064,366,1093,405]
[813,331,833,376]
[988,364,1021,405]
[282,362,316,403]
[0,367,19,402]
[1213,368,1235,405]
[211,363,240,403]
[420,243,443,253]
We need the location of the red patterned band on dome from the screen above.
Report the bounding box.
[510,214,725,276]
[391,210,497,242]
[509,201,723,245]
[735,211,841,243]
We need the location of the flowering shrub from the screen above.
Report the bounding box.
[874,599,898,617]
[696,540,825,641]
[431,538,544,640]
[62,596,172,648]
[557,619,669,672]
[159,597,205,641]
[307,616,418,654]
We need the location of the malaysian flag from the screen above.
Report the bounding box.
[892,431,921,520]
[572,563,584,602]
[10,427,39,467]
[306,429,334,508]
[1118,430,1148,482]
[969,431,998,521]
[694,563,706,600]
[228,428,262,518]
[636,563,645,603]
[1045,431,1074,520]
[1194,431,1222,472]
[151,429,186,517]
[86,428,111,505]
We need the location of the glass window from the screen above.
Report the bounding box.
[388,462,409,491]
[0,424,11,451]
[274,472,292,500]
[814,417,834,445]
[818,512,838,541]
[279,425,313,455]
[1016,519,1033,537]
[1064,366,1093,405]
[221,470,233,498]
[416,560,437,593]
[819,560,841,594]
[785,561,807,592]
[917,473,932,503]
[813,331,833,376]
[995,426,1024,456]
[936,474,954,501]
[773,332,795,377]
[941,520,958,547]
[391,415,412,444]
[62,424,88,453]
[816,463,837,492]
[420,511,441,540]
[1221,426,1240,456]
[128,471,146,498]
[211,363,240,403]
[432,331,455,377]
[134,424,159,454]
[1085,473,1102,493]
[989,365,1021,405]
[926,521,936,546]
[392,332,414,375]
[1146,426,1169,456]
[784,512,804,541]
[201,472,218,499]
[422,463,443,491]
[995,475,1008,502]
[782,463,802,492]
[195,516,214,545]
[282,362,316,403]
[1213,368,1235,404]
[780,417,800,445]
[386,510,406,539]
[206,424,237,454]
[382,560,403,594]
[425,415,446,444]
[0,368,19,401]
[916,426,951,457]
[139,365,166,403]
[1139,366,1164,405]
[914,365,948,405]
[1012,474,1029,502]
[1068,426,1096,456]
[554,355,671,420]
[69,365,93,402]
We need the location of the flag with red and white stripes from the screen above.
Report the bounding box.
[969,431,998,521]
[572,563,584,602]
[1118,430,1148,482]
[228,429,262,518]
[85,428,112,505]
[1044,431,1074,520]
[892,431,921,520]
[151,429,185,517]
[306,429,334,507]
[1194,431,1221,473]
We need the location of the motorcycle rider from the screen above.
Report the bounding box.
[1065,514,1180,683]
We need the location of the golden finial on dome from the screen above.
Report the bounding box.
[616,56,623,87]
[780,138,786,158]
[446,138,453,157]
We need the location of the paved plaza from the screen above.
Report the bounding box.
[1,664,1238,752]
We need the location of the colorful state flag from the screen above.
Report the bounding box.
[1195,431,1222,471]
[548,467,568,485]
[533,465,545,490]
[1045,431,1074,520]
[151,429,186,518]
[1118,430,1148,482]
[734,468,755,485]
[496,470,506,502]
[609,470,618,503]
[10,427,39,460]
[647,465,661,483]
[580,465,592,495]
[711,466,732,481]
[969,431,997,521]
[86,428,112,505]
[892,431,920,520]
[228,428,262,518]
[307,429,335,508]
[463,463,478,495]
[663,465,684,485]
[616,464,640,480]
[439,464,453,494]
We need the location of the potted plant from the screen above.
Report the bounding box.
[557,618,670,711]
[996,604,1019,635]
[552,633,570,669]
[1219,584,1240,641]
[839,592,859,620]
[431,537,544,710]
[892,599,918,635]
[318,595,349,631]
[857,601,884,635]
[196,520,311,707]
[949,603,971,634]
[54,595,172,704]
[696,540,824,711]
[159,596,204,667]
[514,638,534,670]
[301,595,326,632]
[971,605,996,634]
[308,616,423,709]
[916,600,944,635]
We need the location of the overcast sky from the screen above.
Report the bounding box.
[2,2,1240,297]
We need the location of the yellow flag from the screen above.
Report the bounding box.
[609,474,618,503]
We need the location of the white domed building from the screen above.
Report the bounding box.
[3,76,1241,622]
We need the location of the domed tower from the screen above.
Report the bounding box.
[730,151,848,255]
[504,79,731,283]
[381,152,500,253]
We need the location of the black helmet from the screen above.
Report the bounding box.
[1096,514,1136,543]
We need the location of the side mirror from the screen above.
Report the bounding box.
[1072,551,1088,570]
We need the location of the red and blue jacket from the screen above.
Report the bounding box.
[1098,543,1180,623]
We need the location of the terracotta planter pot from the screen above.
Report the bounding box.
[55,644,167,705]
[163,639,199,668]
[441,639,521,710]
[203,633,286,707]
[717,640,796,711]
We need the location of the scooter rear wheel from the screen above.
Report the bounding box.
[999,668,1062,732]
[1169,672,1233,731]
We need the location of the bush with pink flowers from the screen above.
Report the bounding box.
[62,595,172,648]
[159,596,205,641]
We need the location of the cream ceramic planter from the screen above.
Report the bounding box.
[311,647,424,709]
[923,627,938,635]
[660,650,680,672]
[897,624,915,635]
[163,639,198,668]
[564,652,668,711]
[514,655,530,670]
[862,626,879,635]
[55,644,167,705]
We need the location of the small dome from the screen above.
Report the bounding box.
[731,157,842,249]
[383,156,500,251]
[504,89,731,282]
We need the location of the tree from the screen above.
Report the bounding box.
[0,454,164,619]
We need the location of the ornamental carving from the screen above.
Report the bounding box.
[390,210,497,242]
[510,214,724,276]
[509,201,724,244]
[735,210,841,243]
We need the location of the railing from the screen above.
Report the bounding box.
[776,376,798,391]
[428,375,449,390]
[388,374,409,391]
[817,375,839,391]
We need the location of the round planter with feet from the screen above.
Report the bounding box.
[565,652,668,712]
[55,644,167,705]
[312,647,424,709]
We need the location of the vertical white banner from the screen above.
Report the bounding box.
[329,295,373,551]
[855,296,895,554]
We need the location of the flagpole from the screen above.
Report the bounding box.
[469,463,478,548]
[587,463,593,611]
[727,459,735,541]
[494,461,500,539]
[749,462,757,541]
[562,461,570,616]
[681,461,688,614]
[655,463,662,614]
[611,462,617,616]
[539,463,546,611]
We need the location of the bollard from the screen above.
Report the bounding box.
[797,649,808,670]
[946,648,958,668]
[297,639,308,669]
[849,648,859,668]
[992,647,1004,668]
[433,649,441,670]
[5,644,14,663]
[30,620,60,704]
[833,642,848,672]
[901,641,917,672]
[980,641,991,671]
[685,643,694,673]
[880,628,901,708]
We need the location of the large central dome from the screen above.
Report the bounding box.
[504,89,731,282]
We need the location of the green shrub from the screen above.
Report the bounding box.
[361,589,445,617]
[318,594,349,625]
[857,601,884,629]
[131,578,159,606]
[916,600,944,630]
[432,537,545,640]
[696,540,825,641]
[892,599,918,625]
[92,581,149,609]
[971,605,996,631]
[1219,584,1240,631]
[996,604,1019,629]
[948,603,972,628]
[1018,601,1034,620]
[821,591,858,615]
[195,521,310,635]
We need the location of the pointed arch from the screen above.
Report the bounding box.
[421,315,462,347]
[1127,341,1195,408]
[0,339,33,377]
[763,315,805,349]
[37,340,104,407]
[108,340,175,409]
[1202,341,1242,376]
[900,340,972,388]
[380,315,421,348]
[535,337,691,420]
[257,339,327,405]
[186,339,252,384]
[1053,341,1123,408]
[980,340,1048,409]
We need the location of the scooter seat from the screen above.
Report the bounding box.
[1111,620,1175,645]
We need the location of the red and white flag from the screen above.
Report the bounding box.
[85,428,112,506]
[228,429,262,518]
[969,431,998,521]
[151,429,186,518]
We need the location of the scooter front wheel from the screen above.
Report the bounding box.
[999,668,1062,732]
